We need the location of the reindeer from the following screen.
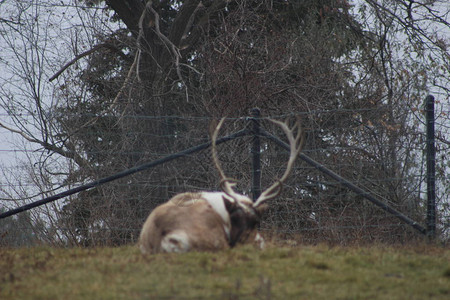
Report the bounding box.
[138,118,304,254]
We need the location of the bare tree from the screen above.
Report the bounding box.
[0,0,448,245]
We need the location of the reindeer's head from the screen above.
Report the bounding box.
[211,117,305,246]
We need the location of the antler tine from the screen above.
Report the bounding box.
[211,118,240,201]
[254,117,305,207]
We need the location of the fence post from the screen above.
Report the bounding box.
[250,108,262,201]
[425,95,436,239]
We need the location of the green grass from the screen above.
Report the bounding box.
[1,244,449,299]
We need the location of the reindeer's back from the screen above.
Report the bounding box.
[139,196,229,254]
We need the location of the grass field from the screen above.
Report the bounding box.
[1,243,449,299]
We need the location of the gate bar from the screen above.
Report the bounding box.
[425,95,436,238]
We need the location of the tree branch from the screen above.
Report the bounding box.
[0,121,89,168]
[144,1,187,100]
[180,0,230,51]
[49,43,128,82]
[168,0,202,47]
[106,0,144,35]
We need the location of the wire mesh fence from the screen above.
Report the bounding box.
[0,106,448,247]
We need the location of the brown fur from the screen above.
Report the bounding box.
[139,199,229,254]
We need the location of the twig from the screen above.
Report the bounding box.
[0,120,40,144]
[49,43,127,82]
[146,1,188,101]
[0,120,89,167]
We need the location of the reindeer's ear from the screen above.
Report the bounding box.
[223,196,236,212]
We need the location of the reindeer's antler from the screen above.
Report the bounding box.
[253,118,305,208]
[211,118,241,202]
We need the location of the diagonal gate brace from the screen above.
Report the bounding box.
[259,128,427,235]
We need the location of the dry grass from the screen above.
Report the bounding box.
[0,243,449,299]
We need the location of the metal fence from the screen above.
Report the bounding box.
[0,96,446,246]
